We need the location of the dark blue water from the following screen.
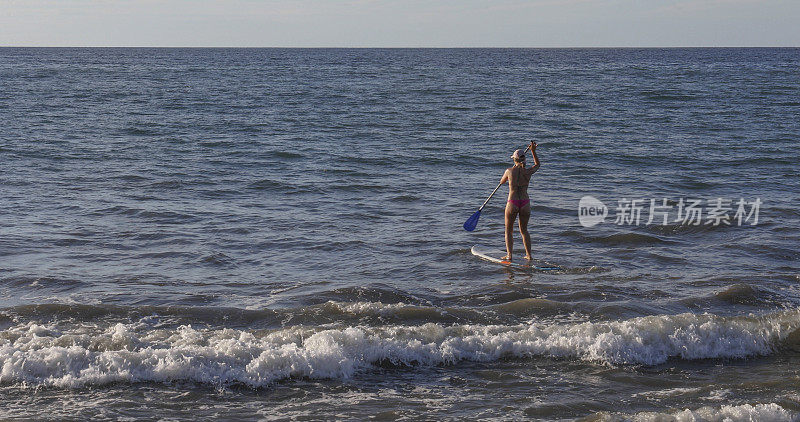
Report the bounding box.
[1,48,799,420]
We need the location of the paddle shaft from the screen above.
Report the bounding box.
[476,143,532,212]
[477,182,502,212]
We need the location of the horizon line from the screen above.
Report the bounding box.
[2,45,799,49]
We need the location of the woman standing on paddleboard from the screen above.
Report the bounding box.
[499,142,539,261]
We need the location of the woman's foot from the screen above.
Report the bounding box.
[523,255,532,260]
[501,255,512,261]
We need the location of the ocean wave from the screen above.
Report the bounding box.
[644,221,740,235]
[323,298,573,322]
[597,232,670,246]
[713,284,765,305]
[0,298,576,330]
[561,230,672,246]
[678,284,775,309]
[597,403,796,422]
[87,205,200,223]
[1,309,798,388]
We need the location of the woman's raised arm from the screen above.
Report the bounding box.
[527,142,540,176]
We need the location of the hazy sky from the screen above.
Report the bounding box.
[1,0,798,47]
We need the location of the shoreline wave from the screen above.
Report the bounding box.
[1,308,798,389]
[594,403,796,422]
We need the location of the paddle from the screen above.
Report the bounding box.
[463,143,532,232]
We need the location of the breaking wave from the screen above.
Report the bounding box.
[599,403,797,422]
[1,308,798,388]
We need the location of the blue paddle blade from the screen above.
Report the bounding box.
[463,210,481,231]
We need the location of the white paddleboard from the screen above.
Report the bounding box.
[471,245,561,271]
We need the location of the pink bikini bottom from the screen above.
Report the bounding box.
[507,199,530,208]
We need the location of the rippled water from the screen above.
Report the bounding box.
[1,48,799,420]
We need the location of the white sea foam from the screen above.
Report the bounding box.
[329,301,415,316]
[1,309,798,388]
[616,403,797,422]
[631,387,703,399]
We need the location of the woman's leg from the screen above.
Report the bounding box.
[503,202,518,261]
[518,204,532,259]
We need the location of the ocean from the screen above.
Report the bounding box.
[1,47,799,420]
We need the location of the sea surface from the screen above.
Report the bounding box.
[1,48,799,421]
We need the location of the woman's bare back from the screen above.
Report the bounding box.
[506,165,530,201]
